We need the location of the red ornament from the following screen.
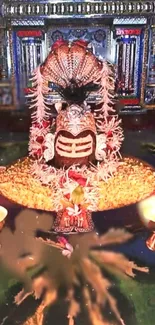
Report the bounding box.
[76,178,87,187]
[42,120,50,128]
[59,176,66,187]
[68,170,87,186]
[107,143,116,152]
[42,164,47,171]
[57,236,68,246]
[106,116,113,122]
[35,148,42,158]
[107,144,113,151]
[51,40,68,51]
[42,145,47,152]
[24,87,35,94]
[33,122,42,129]
[107,131,113,137]
[68,170,81,180]
[59,171,87,187]
[64,193,70,200]
[36,136,44,144]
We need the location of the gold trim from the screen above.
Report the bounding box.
[0,105,16,110]
[140,26,149,108]
[142,104,155,110]
[146,84,155,87]
[0,82,11,87]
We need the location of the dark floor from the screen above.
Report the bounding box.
[122,129,155,164]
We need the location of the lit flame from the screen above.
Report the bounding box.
[138,195,155,226]
[0,206,8,222]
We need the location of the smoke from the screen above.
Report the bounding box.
[0,209,54,290]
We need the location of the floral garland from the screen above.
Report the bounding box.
[28,41,124,216]
[28,66,55,162]
[31,155,120,214]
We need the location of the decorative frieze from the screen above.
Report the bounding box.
[1,1,155,18]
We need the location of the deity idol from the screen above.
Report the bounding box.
[15,39,124,232]
[29,40,121,168]
[0,39,155,238]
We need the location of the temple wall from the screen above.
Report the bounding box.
[1,1,155,112]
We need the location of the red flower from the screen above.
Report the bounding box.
[24,88,34,95]
[36,136,44,144]
[68,170,80,180]
[107,131,113,137]
[68,171,87,186]
[42,164,47,171]
[106,116,113,122]
[76,178,87,186]
[42,120,50,128]
[64,193,70,200]
[33,122,42,129]
[107,143,116,151]
[59,171,87,187]
[59,175,66,187]
[57,236,68,246]
[52,40,68,51]
[42,145,47,151]
[34,148,42,158]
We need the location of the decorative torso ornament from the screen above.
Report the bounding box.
[53,208,94,233]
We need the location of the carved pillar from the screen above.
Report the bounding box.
[143,17,155,109]
[0,18,8,80]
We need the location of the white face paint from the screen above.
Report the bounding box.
[55,134,93,158]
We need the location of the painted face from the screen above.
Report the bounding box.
[54,106,96,168]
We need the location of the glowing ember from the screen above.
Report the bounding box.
[138,195,155,226]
